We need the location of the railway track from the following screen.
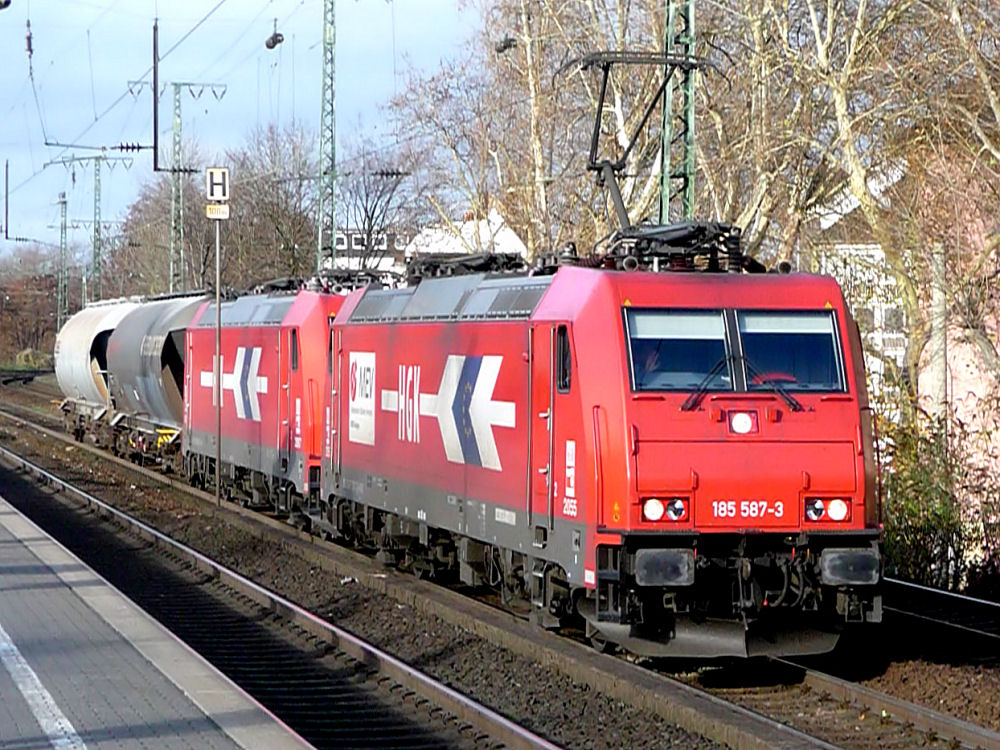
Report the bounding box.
[884,577,1000,643]
[769,658,1000,750]
[0,442,561,750]
[0,367,55,385]
[2,392,1000,749]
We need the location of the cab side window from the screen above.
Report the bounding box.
[327,329,334,374]
[291,329,300,371]
[556,325,571,393]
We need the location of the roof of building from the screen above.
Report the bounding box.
[402,209,528,258]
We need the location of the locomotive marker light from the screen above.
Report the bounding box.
[665,497,688,521]
[206,166,231,506]
[805,498,851,522]
[805,498,825,521]
[642,497,689,523]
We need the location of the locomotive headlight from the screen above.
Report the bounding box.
[826,498,849,521]
[805,498,825,521]
[642,498,666,522]
[665,498,687,521]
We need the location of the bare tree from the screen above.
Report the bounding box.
[225,121,318,284]
[0,244,82,358]
[393,1,670,260]
[111,124,319,295]
[337,136,416,271]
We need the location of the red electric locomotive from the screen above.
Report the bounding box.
[183,288,343,510]
[316,244,881,657]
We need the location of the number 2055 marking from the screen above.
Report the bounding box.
[711,500,784,519]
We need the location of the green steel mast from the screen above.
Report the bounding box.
[317,0,336,272]
[658,0,697,223]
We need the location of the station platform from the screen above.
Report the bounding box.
[0,494,312,750]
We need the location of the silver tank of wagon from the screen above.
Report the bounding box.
[54,299,142,413]
[105,295,206,430]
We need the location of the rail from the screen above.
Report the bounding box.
[884,576,1000,642]
[0,368,53,384]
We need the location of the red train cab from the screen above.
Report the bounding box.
[183,290,343,510]
[567,268,881,656]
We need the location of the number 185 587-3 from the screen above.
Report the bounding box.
[711,500,784,519]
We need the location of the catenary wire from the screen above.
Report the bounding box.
[11,0,234,196]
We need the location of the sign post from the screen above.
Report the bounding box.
[206,167,230,506]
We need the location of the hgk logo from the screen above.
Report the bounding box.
[396,365,421,443]
[380,355,515,471]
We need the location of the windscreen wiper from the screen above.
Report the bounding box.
[679,356,731,411]
[744,360,804,412]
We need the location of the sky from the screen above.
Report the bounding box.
[0,0,477,254]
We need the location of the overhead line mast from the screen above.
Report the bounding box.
[57,192,67,329]
[134,21,225,293]
[659,0,697,223]
[317,0,336,273]
[44,154,134,303]
[165,81,226,293]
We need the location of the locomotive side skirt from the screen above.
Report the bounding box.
[336,466,590,585]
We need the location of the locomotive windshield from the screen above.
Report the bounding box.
[626,310,732,391]
[626,308,845,393]
[738,311,844,392]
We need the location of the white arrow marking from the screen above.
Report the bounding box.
[420,355,465,464]
[199,348,268,421]
[246,347,268,421]
[469,355,516,471]
[380,390,398,412]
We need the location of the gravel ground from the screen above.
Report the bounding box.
[0,408,721,750]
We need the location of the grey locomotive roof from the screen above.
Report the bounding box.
[194,294,295,328]
[349,274,553,323]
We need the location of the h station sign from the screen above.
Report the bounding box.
[205,167,230,220]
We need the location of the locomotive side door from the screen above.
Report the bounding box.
[277,328,290,474]
[529,323,555,546]
[331,327,342,486]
